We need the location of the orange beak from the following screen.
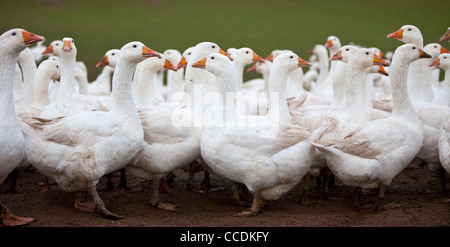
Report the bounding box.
[440,29,450,42]
[21,30,44,45]
[298,57,311,67]
[219,48,233,61]
[329,51,342,61]
[379,50,385,59]
[440,46,450,54]
[252,52,265,63]
[142,45,161,58]
[387,28,404,40]
[176,56,187,70]
[419,48,432,58]
[42,44,54,54]
[96,55,109,68]
[62,40,72,52]
[377,66,389,76]
[325,39,333,48]
[192,57,207,69]
[247,64,257,72]
[265,53,275,61]
[373,54,389,66]
[429,58,440,67]
[164,59,177,71]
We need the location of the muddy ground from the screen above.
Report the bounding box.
[0,164,449,229]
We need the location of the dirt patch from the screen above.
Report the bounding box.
[0,164,449,227]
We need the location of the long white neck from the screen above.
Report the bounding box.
[389,56,419,120]
[286,68,305,98]
[343,62,367,114]
[55,53,77,104]
[96,66,113,92]
[332,61,347,107]
[18,48,36,105]
[407,58,435,104]
[75,68,88,95]
[167,68,184,99]
[110,59,139,118]
[316,50,329,85]
[135,65,160,107]
[0,49,20,122]
[233,60,246,89]
[32,67,53,109]
[268,64,292,124]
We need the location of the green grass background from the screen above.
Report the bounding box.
[1,0,449,81]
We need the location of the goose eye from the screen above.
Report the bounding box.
[412,47,416,50]
[212,45,216,49]
[133,44,137,48]
[55,43,59,46]
[71,40,74,43]
[188,53,191,55]
[56,65,59,68]
[290,56,293,59]
[346,48,349,51]
[407,28,412,31]
[12,32,16,36]
[211,56,214,60]
[246,51,249,54]
[365,52,369,55]
[112,53,115,56]
[434,46,438,49]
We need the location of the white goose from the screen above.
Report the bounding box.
[0,28,43,226]
[430,54,450,175]
[310,44,431,211]
[197,52,315,216]
[39,38,86,118]
[126,55,206,211]
[164,49,185,102]
[388,25,450,192]
[309,45,330,96]
[89,49,119,96]
[21,41,160,219]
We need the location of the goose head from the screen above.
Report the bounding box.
[140,54,177,72]
[0,28,44,55]
[231,47,265,66]
[163,49,182,68]
[192,52,234,76]
[429,53,450,70]
[265,49,293,61]
[353,48,389,67]
[423,43,450,60]
[60,37,77,59]
[43,40,63,56]
[387,25,423,46]
[118,41,160,65]
[393,44,432,64]
[247,60,272,74]
[40,59,61,82]
[176,46,194,70]
[190,42,233,64]
[272,52,311,72]
[440,27,450,42]
[325,36,342,53]
[330,45,359,63]
[96,49,120,68]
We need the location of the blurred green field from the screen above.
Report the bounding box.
[1,0,449,81]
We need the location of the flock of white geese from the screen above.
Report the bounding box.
[0,25,449,226]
